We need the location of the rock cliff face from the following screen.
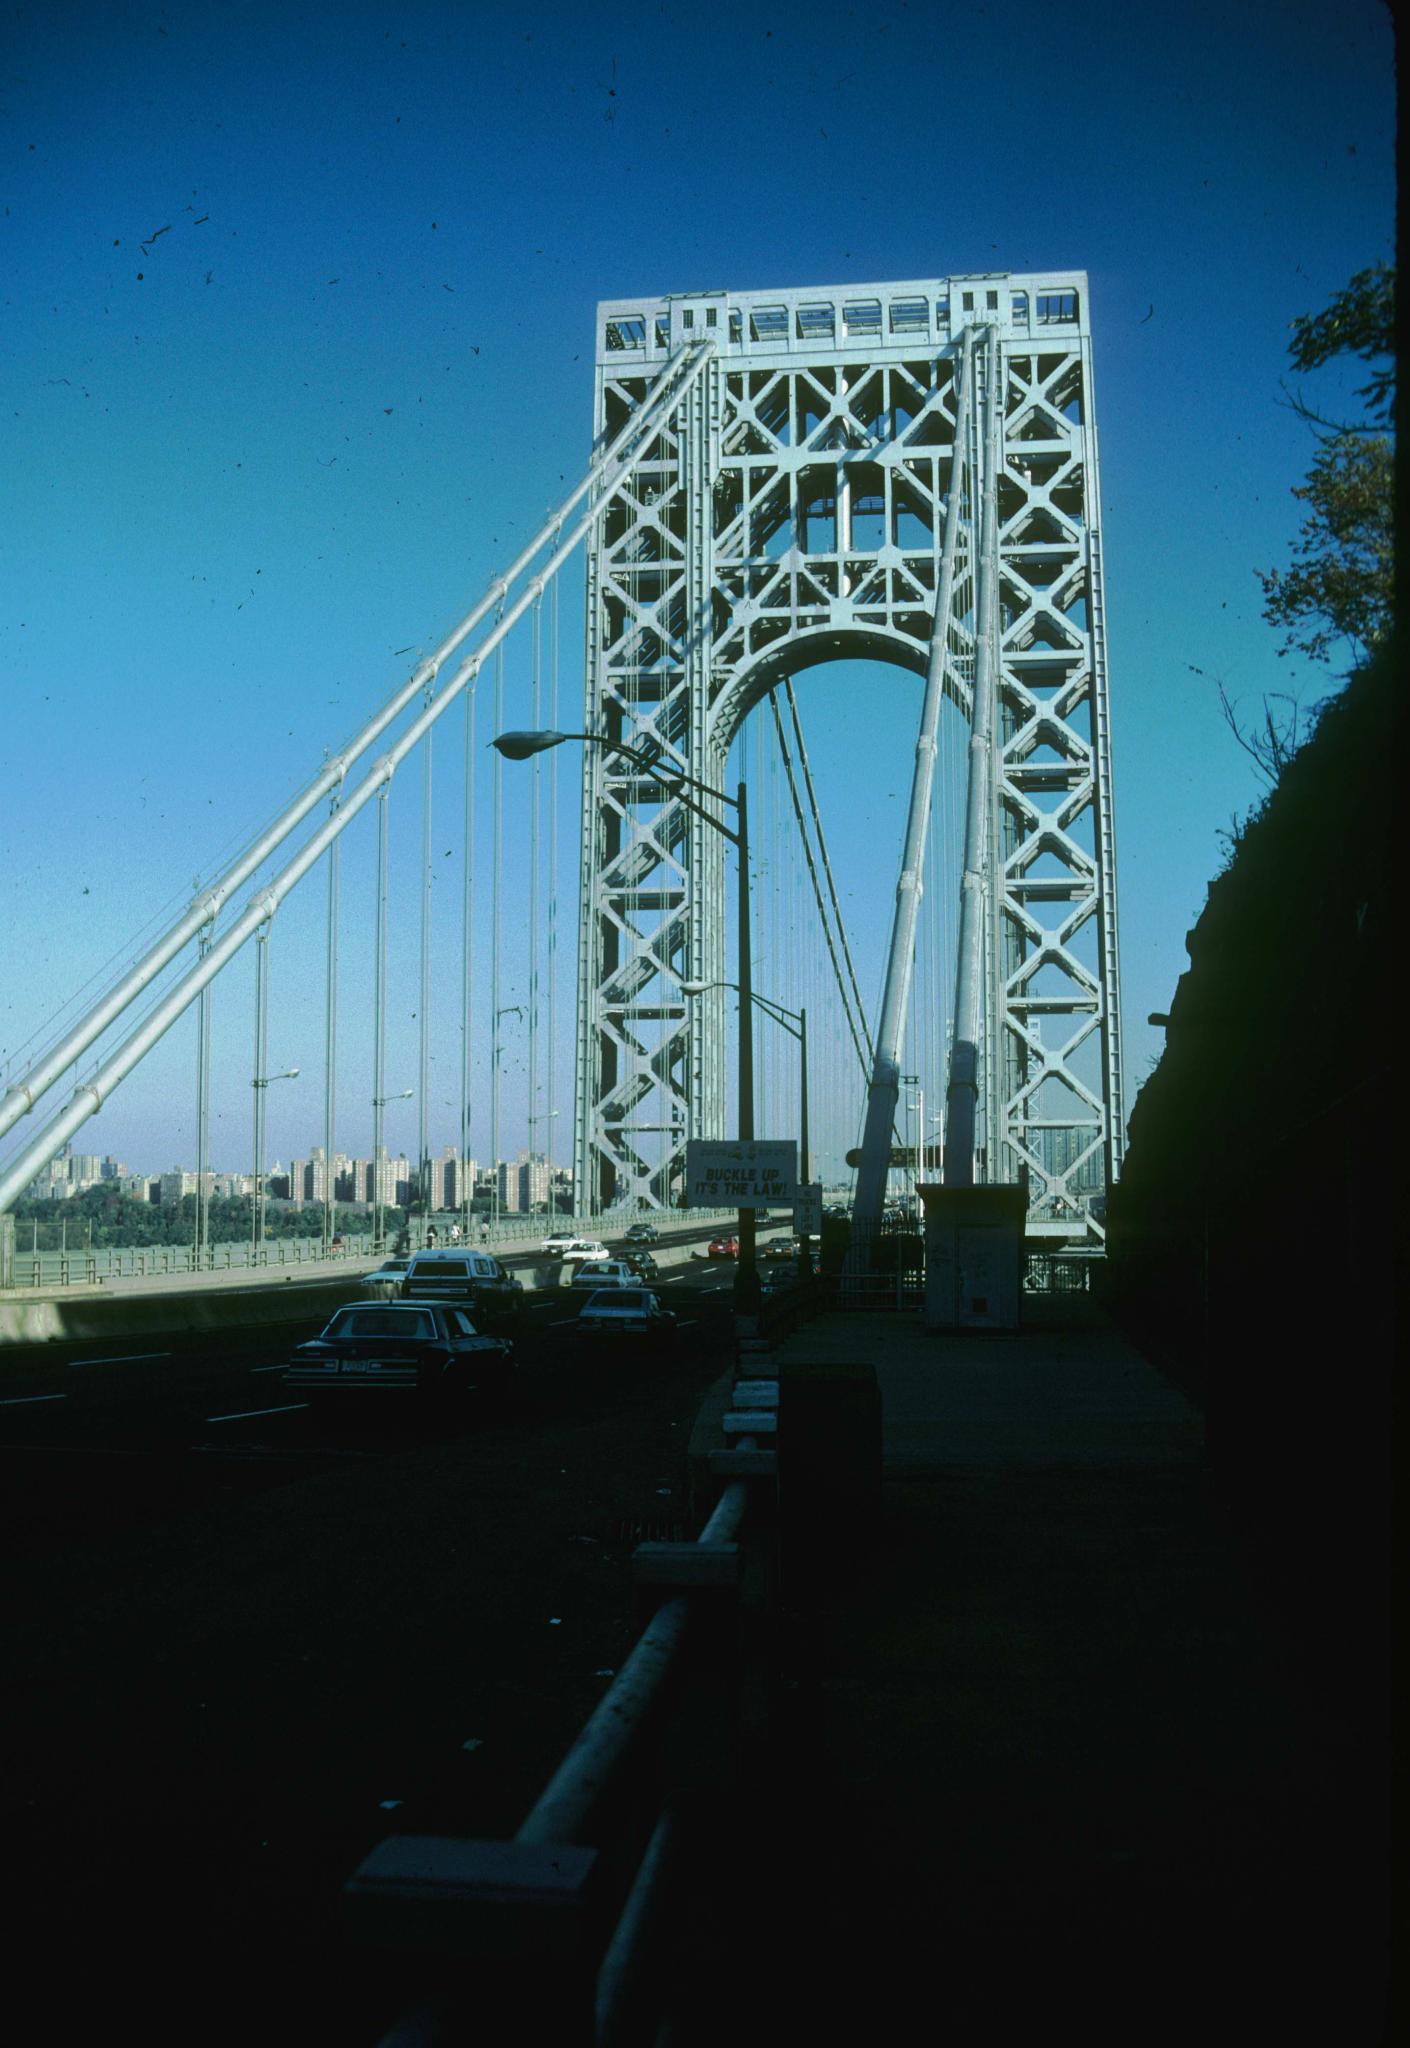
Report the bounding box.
[1108,646,1394,1691]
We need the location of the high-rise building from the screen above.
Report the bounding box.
[519,1153,550,1211]
[430,1146,461,1211]
[495,1160,521,1212]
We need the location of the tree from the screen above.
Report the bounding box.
[1257,262,1394,669]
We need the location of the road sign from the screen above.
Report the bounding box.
[685,1140,798,1210]
[792,1182,823,1233]
[845,1143,943,1169]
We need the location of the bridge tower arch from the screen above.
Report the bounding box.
[576,274,1123,1232]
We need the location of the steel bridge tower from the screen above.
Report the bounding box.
[577,272,1123,1233]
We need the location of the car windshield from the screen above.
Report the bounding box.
[327,1307,437,1340]
[585,1290,645,1309]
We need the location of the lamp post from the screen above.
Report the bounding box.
[371,1087,412,1250]
[494,728,760,1316]
[681,980,810,1277]
[251,1066,300,1259]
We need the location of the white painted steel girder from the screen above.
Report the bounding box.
[578,275,1123,1230]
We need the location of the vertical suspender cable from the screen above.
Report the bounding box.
[194,930,211,1270]
[767,690,871,1076]
[252,926,269,1259]
[491,637,504,1233]
[419,721,433,1221]
[324,812,340,1250]
[548,557,559,1217]
[372,787,389,1245]
[528,595,542,1203]
[461,674,476,1242]
[784,682,872,1062]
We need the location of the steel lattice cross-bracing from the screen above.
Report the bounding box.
[579,275,1123,1235]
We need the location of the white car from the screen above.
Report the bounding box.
[575,1288,678,1338]
[541,1230,580,1254]
[569,1258,638,1290]
[558,1238,611,1264]
[363,1256,411,1299]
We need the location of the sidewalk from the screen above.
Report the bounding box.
[693,1299,1389,2045]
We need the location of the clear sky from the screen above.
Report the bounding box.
[0,0,1395,1188]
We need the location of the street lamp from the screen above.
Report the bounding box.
[371,1087,413,1250]
[494,728,761,1317]
[251,1066,300,1257]
[681,980,811,1278]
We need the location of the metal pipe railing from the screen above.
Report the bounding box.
[363,1383,778,2045]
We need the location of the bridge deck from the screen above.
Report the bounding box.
[681,1300,1386,2044]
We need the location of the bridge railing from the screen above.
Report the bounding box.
[347,1440,775,2040]
[345,1268,832,2040]
[0,1209,743,1293]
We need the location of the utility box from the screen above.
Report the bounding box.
[919,1184,1028,1331]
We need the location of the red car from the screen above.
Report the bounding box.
[707,1235,740,1260]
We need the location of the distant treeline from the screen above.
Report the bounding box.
[9,1189,398,1250]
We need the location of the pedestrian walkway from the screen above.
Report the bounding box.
[689,1298,1388,2046]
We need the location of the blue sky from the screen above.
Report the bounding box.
[0,0,1395,1186]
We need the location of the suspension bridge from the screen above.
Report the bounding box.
[0,268,1122,1271]
[1,270,1388,2048]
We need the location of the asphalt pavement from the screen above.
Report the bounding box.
[673,1296,1390,2047]
[0,1265,744,2042]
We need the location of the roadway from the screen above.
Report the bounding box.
[0,1261,745,2042]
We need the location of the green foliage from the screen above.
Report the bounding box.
[11,1186,389,1251]
[1258,432,1393,665]
[1286,261,1394,426]
[1257,262,1394,670]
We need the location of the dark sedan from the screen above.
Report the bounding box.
[284,1301,514,1408]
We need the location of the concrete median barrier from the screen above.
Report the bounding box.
[0,1274,365,1351]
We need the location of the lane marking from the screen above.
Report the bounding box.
[69,1350,172,1368]
[250,1362,291,1374]
[677,1320,699,1330]
[0,1391,67,1406]
[204,1402,309,1423]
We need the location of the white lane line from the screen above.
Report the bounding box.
[205,1402,309,1423]
[677,1320,698,1330]
[69,1350,172,1368]
[0,1391,67,1406]
[250,1362,291,1374]
[550,1317,581,1327]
